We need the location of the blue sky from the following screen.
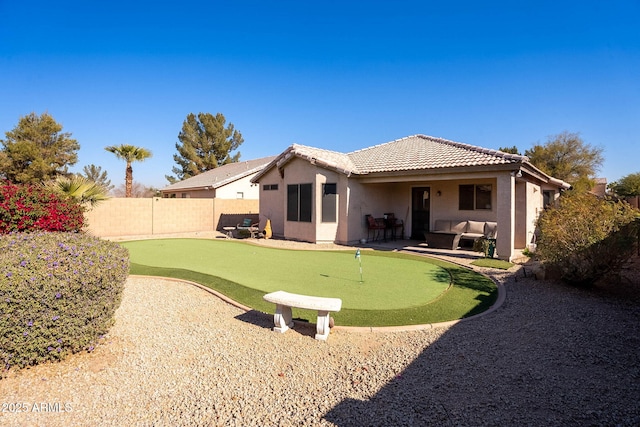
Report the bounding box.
[1,1,638,189]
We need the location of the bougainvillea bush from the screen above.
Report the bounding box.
[0,181,84,233]
[0,232,129,375]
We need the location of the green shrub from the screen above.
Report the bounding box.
[0,232,129,374]
[472,236,496,258]
[536,191,639,286]
[0,181,85,234]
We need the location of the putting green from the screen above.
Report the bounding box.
[123,239,451,310]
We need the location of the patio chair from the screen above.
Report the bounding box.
[236,218,261,238]
[384,213,404,240]
[365,214,386,242]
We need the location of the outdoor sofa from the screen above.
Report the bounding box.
[424,219,497,250]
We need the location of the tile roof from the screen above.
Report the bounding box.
[277,144,358,175]
[348,134,526,173]
[259,134,527,178]
[252,134,571,189]
[162,156,277,191]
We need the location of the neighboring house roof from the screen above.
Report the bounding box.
[162,156,277,192]
[253,134,533,181]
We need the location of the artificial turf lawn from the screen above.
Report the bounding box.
[123,239,498,327]
[471,258,515,270]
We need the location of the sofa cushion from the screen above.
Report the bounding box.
[451,221,467,233]
[484,221,498,238]
[433,220,451,232]
[466,220,485,235]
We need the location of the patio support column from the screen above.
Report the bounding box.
[496,173,516,261]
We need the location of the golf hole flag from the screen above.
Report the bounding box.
[355,249,363,282]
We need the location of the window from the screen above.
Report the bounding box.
[287,183,312,222]
[263,184,278,191]
[322,183,337,222]
[543,190,554,208]
[236,192,244,199]
[459,184,492,210]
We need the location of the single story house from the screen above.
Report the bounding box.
[251,135,571,261]
[160,156,276,199]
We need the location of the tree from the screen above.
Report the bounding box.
[47,175,110,208]
[111,182,157,198]
[105,145,152,198]
[79,164,114,192]
[498,146,520,155]
[0,112,80,184]
[608,172,640,198]
[525,131,604,191]
[167,112,243,182]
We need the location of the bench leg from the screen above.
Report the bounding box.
[315,310,332,341]
[273,304,293,333]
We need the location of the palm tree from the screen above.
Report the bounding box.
[105,145,152,198]
[47,175,110,208]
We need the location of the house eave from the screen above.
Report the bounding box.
[355,163,522,183]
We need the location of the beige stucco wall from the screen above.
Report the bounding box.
[342,180,363,243]
[164,188,217,199]
[519,181,543,249]
[256,167,285,237]
[315,169,341,243]
[162,175,260,200]
[281,158,317,242]
[84,197,258,238]
[216,175,261,199]
[428,178,498,225]
[345,181,409,243]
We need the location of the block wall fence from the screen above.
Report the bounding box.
[84,198,259,238]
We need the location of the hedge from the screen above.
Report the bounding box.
[0,232,129,374]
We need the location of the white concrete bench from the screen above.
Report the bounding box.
[263,291,342,341]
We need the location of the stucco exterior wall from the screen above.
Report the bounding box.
[164,188,217,199]
[344,179,369,244]
[257,166,285,237]
[348,181,412,243]
[495,173,516,261]
[428,178,498,225]
[162,175,260,200]
[281,158,317,242]
[215,175,260,199]
[517,181,542,249]
[315,169,341,243]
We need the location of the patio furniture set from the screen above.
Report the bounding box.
[424,219,497,250]
[224,218,262,239]
[365,213,405,242]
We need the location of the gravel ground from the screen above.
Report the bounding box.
[1,237,639,426]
